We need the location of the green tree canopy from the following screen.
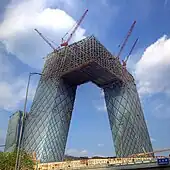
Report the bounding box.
[0,150,35,170]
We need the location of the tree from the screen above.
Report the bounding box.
[19,150,35,170]
[0,150,35,170]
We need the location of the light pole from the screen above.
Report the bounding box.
[15,72,42,170]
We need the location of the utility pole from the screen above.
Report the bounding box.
[15,72,42,170]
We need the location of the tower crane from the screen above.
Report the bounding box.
[60,9,88,47]
[34,9,88,54]
[117,20,137,60]
[34,29,56,51]
[122,38,138,70]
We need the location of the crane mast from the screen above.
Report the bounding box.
[61,9,88,47]
[117,20,136,59]
[125,38,138,63]
[34,9,88,52]
[122,38,138,71]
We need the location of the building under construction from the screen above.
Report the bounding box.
[22,35,153,162]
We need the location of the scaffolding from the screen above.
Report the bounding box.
[42,35,134,88]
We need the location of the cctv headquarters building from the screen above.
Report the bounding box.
[21,36,153,162]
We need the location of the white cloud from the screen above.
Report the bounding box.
[93,99,107,112]
[0,45,12,79]
[100,90,104,97]
[101,0,109,6]
[0,42,37,111]
[0,0,86,69]
[93,90,107,112]
[153,101,170,119]
[0,0,85,111]
[129,36,170,120]
[97,143,104,147]
[0,78,36,111]
[95,103,107,112]
[127,48,144,73]
[81,149,88,154]
[65,148,88,157]
[135,35,170,96]
[151,137,156,142]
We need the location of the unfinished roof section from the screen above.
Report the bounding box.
[42,36,134,87]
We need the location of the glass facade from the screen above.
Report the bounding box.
[22,78,76,162]
[5,111,23,152]
[23,77,153,162]
[22,36,153,162]
[104,82,153,157]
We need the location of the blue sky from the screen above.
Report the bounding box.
[0,0,170,157]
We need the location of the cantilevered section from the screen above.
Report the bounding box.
[23,36,153,163]
[42,36,133,87]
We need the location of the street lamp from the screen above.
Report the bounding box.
[15,72,42,170]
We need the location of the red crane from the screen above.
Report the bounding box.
[60,9,88,47]
[117,20,137,59]
[122,38,138,70]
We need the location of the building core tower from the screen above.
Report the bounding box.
[23,36,153,162]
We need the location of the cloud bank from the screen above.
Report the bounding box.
[65,148,88,157]
[135,35,170,96]
[0,0,86,111]
[0,0,86,69]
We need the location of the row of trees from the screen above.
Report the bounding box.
[0,150,35,170]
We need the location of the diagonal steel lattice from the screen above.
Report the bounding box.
[22,36,153,162]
